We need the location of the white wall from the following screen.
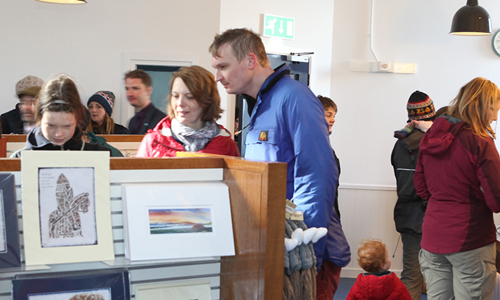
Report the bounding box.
[218,0,335,132]
[0,0,221,126]
[331,0,500,186]
[219,0,334,95]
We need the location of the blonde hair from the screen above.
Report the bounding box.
[357,239,387,273]
[87,112,116,134]
[448,77,500,139]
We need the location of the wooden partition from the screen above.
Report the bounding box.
[2,134,144,143]
[99,135,144,157]
[0,156,286,300]
[0,138,5,158]
[1,135,24,158]
[221,158,286,299]
[2,134,144,157]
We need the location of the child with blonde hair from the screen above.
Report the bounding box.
[347,239,411,300]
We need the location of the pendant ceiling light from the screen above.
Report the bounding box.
[450,0,491,35]
[36,0,86,4]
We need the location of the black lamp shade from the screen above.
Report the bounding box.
[450,0,491,35]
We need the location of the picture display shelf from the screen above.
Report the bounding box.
[0,156,287,300]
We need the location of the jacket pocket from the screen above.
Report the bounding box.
[245,129,280,161]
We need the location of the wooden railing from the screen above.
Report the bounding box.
[1,135,145,157]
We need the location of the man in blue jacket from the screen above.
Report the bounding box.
[210,28,350,299]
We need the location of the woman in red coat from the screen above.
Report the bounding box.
[414,77,500,299]
[136,66,240,158]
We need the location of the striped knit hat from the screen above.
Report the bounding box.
[407,91,436,120]
[87,91,115,116]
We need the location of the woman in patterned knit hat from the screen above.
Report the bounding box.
[87,91,128,134]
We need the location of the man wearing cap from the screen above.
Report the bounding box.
[390,90,436,300]
[1,75,44,134]
[124,69,166,134]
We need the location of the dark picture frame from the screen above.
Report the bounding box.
[12,269,130,300]
[0,173,21,268]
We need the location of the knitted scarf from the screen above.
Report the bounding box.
[170,118,221,152]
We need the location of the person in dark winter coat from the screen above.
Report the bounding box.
[316,95,351,299]
[415,77,500,299]
[1,75,44,134]
[80,108,123,157]
[136,65,239,157]
[318,95,341,218]
[390,90,436,300]
[347,239,411,300]
[11,74,111,157]
[87,91,128,134]
[1,104,22,134]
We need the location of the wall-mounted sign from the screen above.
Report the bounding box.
[262,14,295,39]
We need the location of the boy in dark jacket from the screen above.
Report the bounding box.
[390,90,436,300]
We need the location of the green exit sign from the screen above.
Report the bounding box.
[262,14,295,39]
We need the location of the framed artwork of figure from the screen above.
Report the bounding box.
[21,151,114,265]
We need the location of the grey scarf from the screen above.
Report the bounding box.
[170,118,221,152]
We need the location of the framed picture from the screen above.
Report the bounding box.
[21,151,114,265]
[122,182,235,261]
[0,173,21,268]
[135,279,211,300]
[12,269,130,300]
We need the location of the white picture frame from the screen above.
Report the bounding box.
[122,182,235,261]
[135,280,211,300]
[21,151,114,265]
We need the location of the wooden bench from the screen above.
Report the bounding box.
[1,134,144,157]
